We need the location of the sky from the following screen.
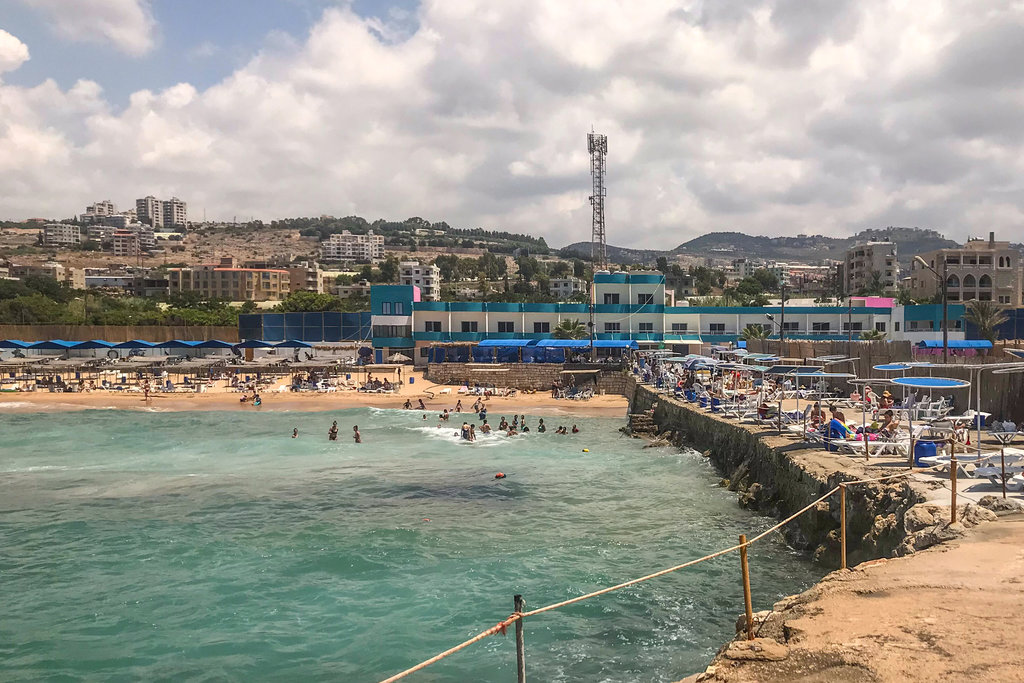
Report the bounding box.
[0,0,1022,248]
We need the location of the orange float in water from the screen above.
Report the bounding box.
[494,472,506,479]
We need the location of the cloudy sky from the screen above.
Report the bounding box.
[1,0,1022,248]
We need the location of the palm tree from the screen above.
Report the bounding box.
[553,318,587,339]
[965,300,1009,343]
[860,328,887,341]
[740,323,770,341]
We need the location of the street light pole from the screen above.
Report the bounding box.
[915,256,950,364]
[779,281,786,357]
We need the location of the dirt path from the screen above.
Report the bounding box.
[694,514,1024,682]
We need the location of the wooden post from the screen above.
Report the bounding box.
[739,534,754,640]
[950,452,958,524]
[514,594,526,683]
[839,484,847,570]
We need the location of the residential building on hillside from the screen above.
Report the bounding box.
[111,227,155,257]
[167,257,290,301]
[321,230,385,261]
[336,279,373,299]
[842,241,899,295]
[136,196,188,228]
[727,258,760,281]
[80,200,117,223]
[285,261,323,294]
[549,277,586,300]
[41,223,81,247]
[910,232,1022,306]
[399,260,440,301]
[10,261,85,289]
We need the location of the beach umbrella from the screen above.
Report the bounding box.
[114,340,155,349]
[0,340,29,349]
[155,340,203,349]
[387,352,411,362]
[234,340,273,349]
[275,340,313,349]
[197,340,235,349]
[72,340,115,350]
[891,376,971,467]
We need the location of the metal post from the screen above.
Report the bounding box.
[514,594,525,683]
[941,259,949,365]
[950,452,958,524]
[779,282,786,357]
[839,484,848,570]
[739,534,754,640]
[1001,445,1007,499]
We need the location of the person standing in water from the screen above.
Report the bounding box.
[328,421,338,441]
[418,398,426,410]
[352,425,362,443]
[292,428,298,438]
[455,399,463,413]
[537,418,546,433]
[469,424,477,441]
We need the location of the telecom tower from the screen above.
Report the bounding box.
[588,131,608,270]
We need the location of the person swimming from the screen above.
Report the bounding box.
[328,421,338,441]
[292,428,298,438]
[537,418,546,433]
[469,424,477,442]
[571,424,579,433]
[461,422,471,440]
[480,420,491,434]
[352,425,361,443]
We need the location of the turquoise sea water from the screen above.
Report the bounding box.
[0,407,823,682]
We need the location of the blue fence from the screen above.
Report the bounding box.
[238,312,372,342]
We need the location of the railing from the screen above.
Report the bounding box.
[377,455,959,683]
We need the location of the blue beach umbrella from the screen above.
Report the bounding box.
[275,340,313,349]
[114,340,156,349]
[234,340,273,349]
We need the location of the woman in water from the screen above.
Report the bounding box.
[480,420,491,434]
[455,399,463,413]
[292,428,298,438]
[571,424,579,433]
[537,418,546,433]
[352,425,362,443]
[328,421,339,441]
[417,399,426,410]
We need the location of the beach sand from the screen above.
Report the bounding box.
[0,369,630,417]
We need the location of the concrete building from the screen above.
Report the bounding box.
[335,279,373,299]
[111,226,155,257]
[549,277,587,300]
[167,257,290,301]
[321,230,385,262]
[80,200,117,224]
[842,241,899,296]
[10,261,85,289]
[285,262,323,294]
[136,196,188,228]
[41,223,82,247]
[399,260,441,301]
[910,232,1023,306]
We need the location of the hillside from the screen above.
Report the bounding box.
[561,227,960,266]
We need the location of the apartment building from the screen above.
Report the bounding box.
[399,260,441,301]
[842,241,899,295]
[80,200,117,224]
[10,261,85,289]
[111,227,155,257]
[167,257,290,301]
[549,277,587,300]
[321,230,385,262]
[910,232,1022,306]
[41,223,82,247]
[136,196,188,228]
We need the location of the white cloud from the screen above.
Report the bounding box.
[19,0,156,56]
[0,29,30,73]
[1,0,1024,248]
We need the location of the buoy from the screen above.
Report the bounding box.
[582,448,589,453]
[422,518,430,522]
[495,472,506,479]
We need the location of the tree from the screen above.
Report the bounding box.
[860,328,887,340]
[240,300,258,314]
[750,268,780,293]
[276,291,343,312]
[378,257,400,283]
[553,318,587,339]
[656,256,669,274]
[894,288,915,306]
[434,254,460,282]
[572,259,586,279]
[740,323,771,340]
[856,270,885,297]
[965,300,1009,344]
[549,261,571,278]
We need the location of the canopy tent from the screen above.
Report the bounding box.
[0,340,30,349]
[274,340,313,349]
[890,377,970,389]
[28,340,78,350]
[195,340,235,349]
[71,340,115,350]
[917,339,993,349]
[233,339,273,349]
[534,339,590,348]
[1004,349,1024,360]
[113,340,155,349]
[155,340,203,349]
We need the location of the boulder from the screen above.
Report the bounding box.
[722,638,789,662]
[977,495,1024,515]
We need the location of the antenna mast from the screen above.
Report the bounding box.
[588,131,608,270]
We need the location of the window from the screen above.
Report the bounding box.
[604,322,621,333]
[394,302,404,315]
[638,322,653,332]
[533,322,550,333]
[894,322,900,331]
[812,322,831,332]
[382,302,391,315]
[875,322,886,332]
[962,274,976,288]
[842,322,864,332]
[671,323,688,332]
[999,295,1011,304]
[782,321,799,332]
[420,347,430,357]
[424,321,441,332]
[709,323,725,334]
[603,293,620,305]
[637,293,654,305]
[497,321,514,333]
[461,321,478,333]
[979,274,992,288]
[372,325,411,337]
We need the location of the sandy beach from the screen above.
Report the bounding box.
[0,369,630,417]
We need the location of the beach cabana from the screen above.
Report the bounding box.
[28,340,78,350]
[72,340,115,350]
[0,340,30,349]
[196,340,235,349]
[275,340,313,349]
[592,340,639,349]
[156,340,204,349]
[233,340,273,349]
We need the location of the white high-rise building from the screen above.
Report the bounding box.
[136,196,188,228]
[399,260,441,301]
[41,223,82,247]
[321,230,385,261]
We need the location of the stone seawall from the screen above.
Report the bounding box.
[424,363,631,395]
[630,384,924,566]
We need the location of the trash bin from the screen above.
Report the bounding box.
[914,440,938,467]
[409,377,414,385]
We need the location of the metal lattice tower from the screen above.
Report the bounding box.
[588,132,608,270]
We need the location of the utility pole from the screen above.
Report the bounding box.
[588,131,608,271]
[941,259,949,364]
[779,280,786,357]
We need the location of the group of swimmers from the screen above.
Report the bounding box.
[289,421,361,442]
